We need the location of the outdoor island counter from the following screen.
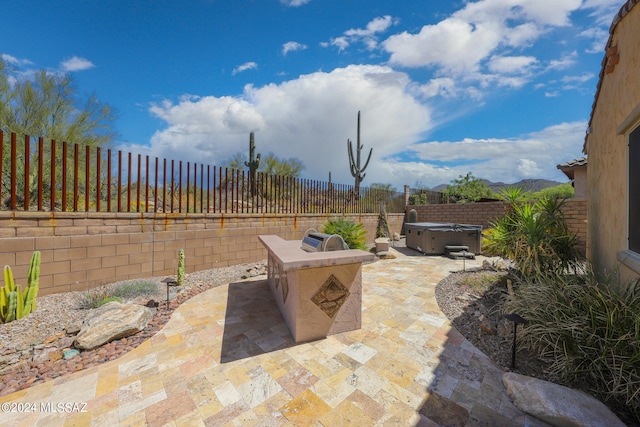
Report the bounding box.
[258,235,375,343]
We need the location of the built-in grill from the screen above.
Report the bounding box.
[301,229,349,252]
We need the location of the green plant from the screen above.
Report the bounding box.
[442,172,496,203]
[177,249,185,286]
[408,193,429,205]
[322,218,368,250]
[483,192,580,274]
[111,280,159,299]
[82,290,109,309]
[244,132,261,197]
[504,268,640,420]
[100,296,122,305]
[347,111,372,194]
[0,251,40,323]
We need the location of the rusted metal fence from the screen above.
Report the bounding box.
[0,130,405,214]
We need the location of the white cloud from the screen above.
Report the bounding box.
[487,55,537,74]
[325,16,398,52]
[383,17,496,73]
[382,0,582,74]
[60,56,94,72]
[344,15,395,37]
[282,41,307,56]
[580,0,624,26]
[131,65,432,187]
[403,121,586,185]
[545,51,578,71]
[329,37,349,52]
[1,53,32,66]
[280,0,310,6]
[580,27,609,54]
[232,61,257,75]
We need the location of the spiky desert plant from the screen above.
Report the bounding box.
[347,111,372,195]
[245,132,261,197]
[177,248,185,286]
[0,251,41,323]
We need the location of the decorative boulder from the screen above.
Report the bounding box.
[75,302,153,350]
[502,372,625,427]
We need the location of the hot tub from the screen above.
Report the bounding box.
[405,222,482,255]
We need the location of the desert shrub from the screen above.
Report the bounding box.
[321,218,367,250]
[81,289,110,309]
[483,187,580,274]
[408,193,429,205]
[504,268,640,419]
[111,280,159,299]
[82,280,159,309]
[100,296,122,305]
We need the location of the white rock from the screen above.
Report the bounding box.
[502,372,625,427]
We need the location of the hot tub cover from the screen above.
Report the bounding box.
[405,222,482,232]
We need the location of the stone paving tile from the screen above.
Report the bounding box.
[0,252,543,426]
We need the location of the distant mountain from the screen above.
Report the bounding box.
[431,178,565,194]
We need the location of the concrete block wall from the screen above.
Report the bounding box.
[0,212,404,296]
[563,200,588,256]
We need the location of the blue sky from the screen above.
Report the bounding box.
[1,0,623,189]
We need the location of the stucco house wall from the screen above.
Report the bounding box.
[573,168,587,200]
[585,0,640,282]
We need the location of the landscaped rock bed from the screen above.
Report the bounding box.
[0,261,267,397]
[435,267,638,426]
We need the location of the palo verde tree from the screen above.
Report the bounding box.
[1,59,118,208]
[442,172,496,203]
[0,59,117,147]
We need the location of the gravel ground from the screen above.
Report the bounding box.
[435,268,638,426]
[435,268,551,379]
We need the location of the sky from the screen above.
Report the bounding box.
[0,0,624,190]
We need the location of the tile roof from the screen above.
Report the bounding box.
[557,157,587,170]
[557,157,587,180]
[584,0,640,154]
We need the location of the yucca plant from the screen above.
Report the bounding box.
[504,268,640,420]
[321,218,368,250]
[483,191,580,274]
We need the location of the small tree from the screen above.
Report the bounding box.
[443,172,495,203]
[483,187,580,274]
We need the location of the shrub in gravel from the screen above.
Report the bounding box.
[504,268,640,421]
[111,280,160,299]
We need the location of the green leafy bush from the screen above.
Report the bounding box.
[504,268,640,420]
[321,218,368,250]
[483,187,580,274]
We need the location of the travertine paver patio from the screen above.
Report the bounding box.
[0,250,547,426]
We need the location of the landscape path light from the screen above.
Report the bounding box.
[502,312,528,369]
[162,277,178,310]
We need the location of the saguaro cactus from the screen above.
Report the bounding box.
[347,111,372,194]
[244,132,261,197]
